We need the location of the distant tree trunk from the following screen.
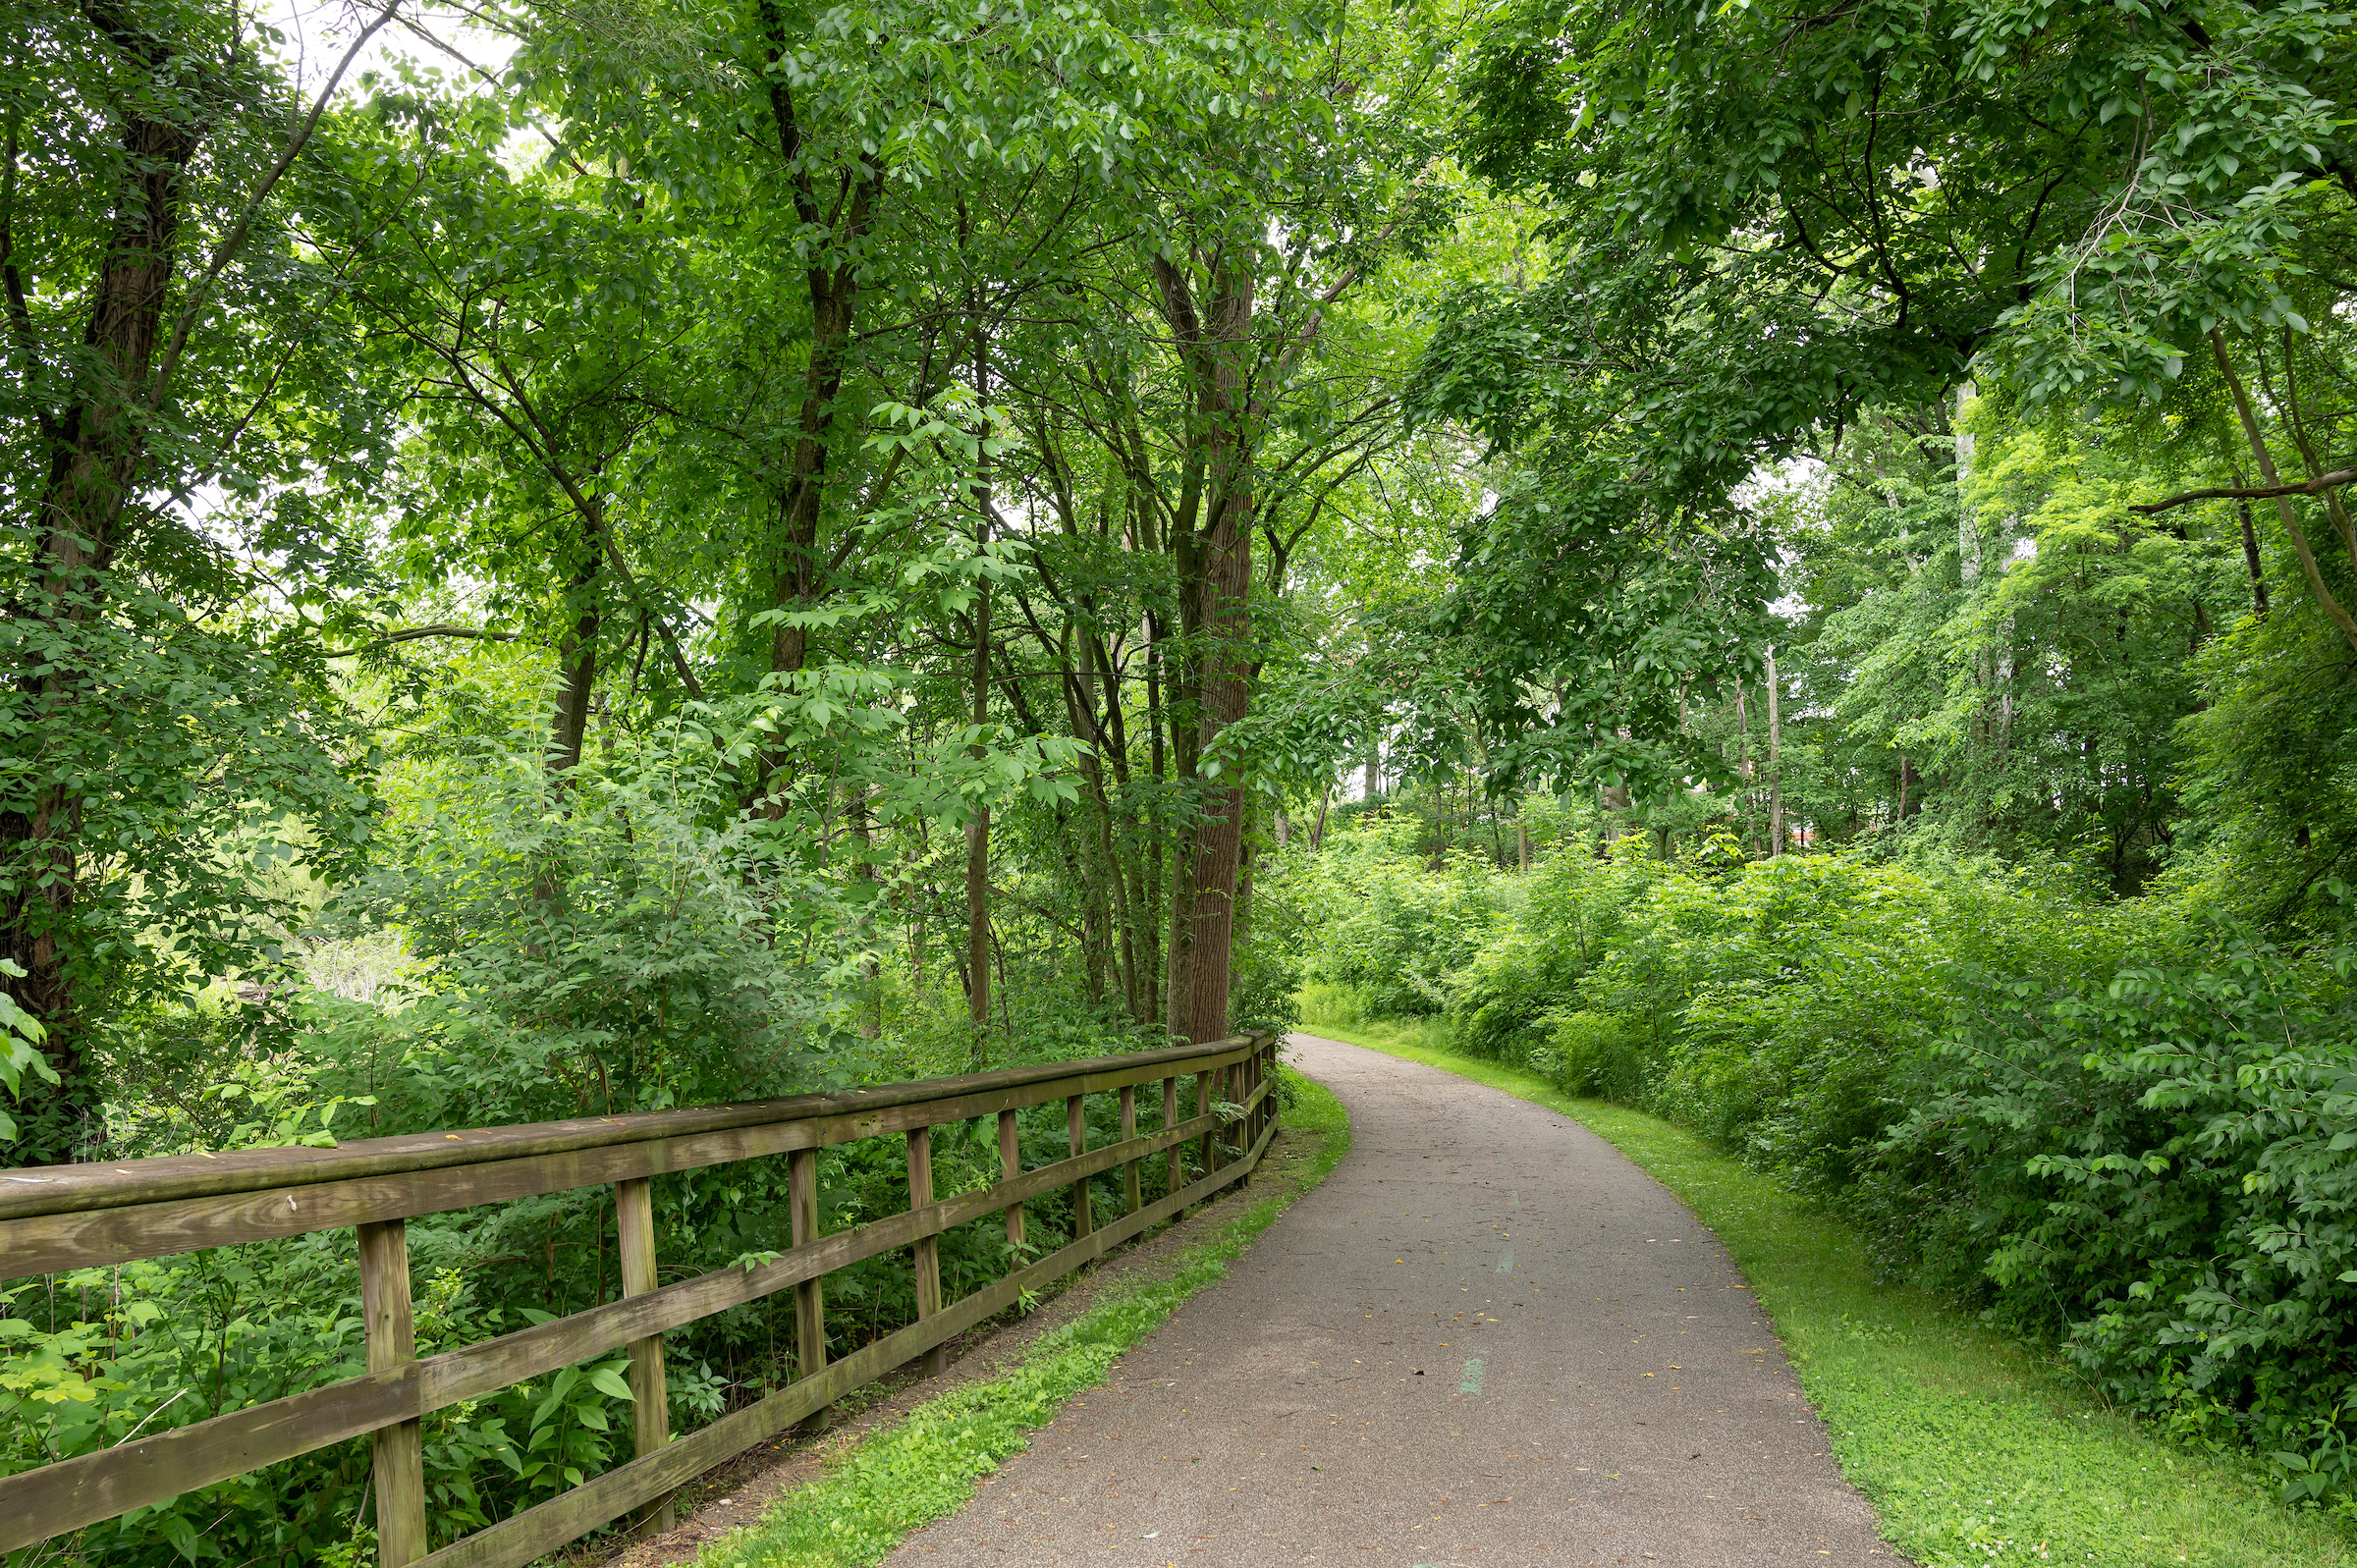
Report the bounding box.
[1733,681,1757,853]
[1767,647,1784,856]
[1310,785,1331,851]
[1364,741,1380,801]
[964,573,992,1031]
[1142,614,1167,1028]
[850,790,881,1039]
[2235,489,2270,620]
[1596,779,1629,857]
[549,512,601,772]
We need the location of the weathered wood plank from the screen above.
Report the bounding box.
[1067,1095,1090,1240]
[360,1218,427,1568]
[997,1108,1023,1247]
[789,1146,825,1433]
[0,1039,1258,1221]
[1120,1085,1141,1216]
[907,1127,945,1379]
[614,1177,672,1533]
[0,1362,417,1553]
[1163,1076,1179,1196]
[1198,1070,1216,1178]
[0,1043,1261,1278]
[411,1109,1281,1568]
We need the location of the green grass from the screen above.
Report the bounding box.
[1293,1009,2357,1568]
[693,1067,1350,1568]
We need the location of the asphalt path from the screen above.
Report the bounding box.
[889,1033,1899,1568]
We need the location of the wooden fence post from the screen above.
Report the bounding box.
[1252,1043,1268,1150]
[997,1107,1024,1248]
[1240,1050,1255,1157]
[1223,1061,1239,1168]
[357,1218,427,1567]
[1119,1085,1141,1216]
[1162,1077,1179,1197]
[1067,1095,1091,1239]
[1197,1070,1217,1177]
[790,1147,829,1431]
[1264,1040,1279,1142]
[907,1127,946,1376]
[614,1177,673,1532]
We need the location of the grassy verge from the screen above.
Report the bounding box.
[1294,1012,2354,1568]
[692,1067,1349,1568]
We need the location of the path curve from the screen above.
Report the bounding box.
[890,1034,1897,1568]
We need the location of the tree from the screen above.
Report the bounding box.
[1,1,398,1159]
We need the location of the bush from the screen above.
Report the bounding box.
[1874,915,2357,1505]
[1299,819,1505,1015]
[1541,1008,1649,1101]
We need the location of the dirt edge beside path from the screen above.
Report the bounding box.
[590,1084,1347,1568]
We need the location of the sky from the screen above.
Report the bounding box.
[263,1,522,102]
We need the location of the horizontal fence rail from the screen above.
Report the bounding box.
[0,1034,1282,1568]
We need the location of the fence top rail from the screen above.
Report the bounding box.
[0,1036,1257,1223]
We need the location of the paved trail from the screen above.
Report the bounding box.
[891,1035,1897,1568]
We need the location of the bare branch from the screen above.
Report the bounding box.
[2130,466,2357,515]
[322,622,522,658]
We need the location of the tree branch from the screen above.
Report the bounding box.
[323,623,521,658]
[2130,466,2357,515]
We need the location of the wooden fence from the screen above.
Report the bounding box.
[0,1033,1281,1568]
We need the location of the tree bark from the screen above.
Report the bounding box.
[1154,252,1257,1047]
[549,508,601,772]
[965,566,992,1031]
[1766,646,1784,856]
[2236,490,2271,621]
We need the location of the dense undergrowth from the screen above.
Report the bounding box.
[1285,815,2357,1518]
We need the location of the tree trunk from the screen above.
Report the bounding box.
[1153,252,1255,1047]
[1142,616,1167,1028]
[964,575,992,1031]
[1766,646,1784,856]
[549,514,601,772]
[2235,490,2270,620]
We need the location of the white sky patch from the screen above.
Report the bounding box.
[264,2,522,99]
[1736,457,1829,622]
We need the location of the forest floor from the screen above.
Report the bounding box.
[879,1033,1891,1567]
[1301,1013,2357,1568]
